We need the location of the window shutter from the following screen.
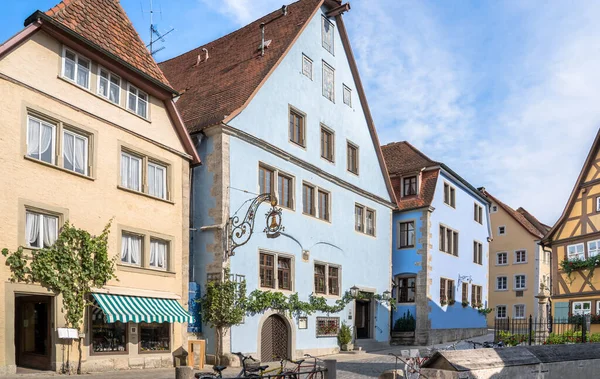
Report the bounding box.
[554,301,569,321]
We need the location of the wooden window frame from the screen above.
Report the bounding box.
[259,163,295,210]
[317,188,331,222]
[567,243,585,261]
[346,141,359,175]
[398,221,415,249]
[443,182,456,208]
[302,54,313,79]
[403,176,418,197]
[474,203,483,224]
[572,301,592,316]
[321,16,335,55]
[288,106,306,147]
[259,250,294,291]
[439,224,459,256]
[314,263,327,294]
[259,252,275,289]
[471,284,482,306]
[320,124,335,162]
[322,61,335,102]
[355,203,376,236]
[343,84,352,107]
[461,282,469,303]
[440,277,455,303]
[314,262,341,297]
[127,84,149,119]
[397,276,416,303]
[473,241,483,265]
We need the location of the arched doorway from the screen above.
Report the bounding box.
[260,314,289,361]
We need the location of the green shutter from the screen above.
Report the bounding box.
[554,302,569,321]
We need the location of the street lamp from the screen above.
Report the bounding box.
[382,290,391,301]
[350,286,359,298]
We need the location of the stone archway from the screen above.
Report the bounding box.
[260,314,289,361]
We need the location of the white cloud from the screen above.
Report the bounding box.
[199,0,281,26]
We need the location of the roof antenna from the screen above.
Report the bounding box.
[260,5,288,56]
[142,0,175,56]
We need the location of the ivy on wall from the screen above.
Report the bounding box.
[560,256,600,281]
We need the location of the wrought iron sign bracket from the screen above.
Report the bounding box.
[227,193,285,256]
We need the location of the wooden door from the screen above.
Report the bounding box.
[260,314,289,361]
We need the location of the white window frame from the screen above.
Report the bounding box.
[322,61,335,102]
[302,54,313,79]
[321,15,334,55]
[147,161,168,200]
[496,305,507,319]
[121,232,143,266]
[498,226,506,235]
[25,211,59,249]
[62,129,89,176]
[343,84,352,107]
[588,239,600,258]
[120,151,143,192]
[97,66,121,104]
[514,274,526,290]
[514,249,527,264]
[567,243,585,261]
[491,205,498,213]
[597,301,600,315]
[496,251,508,266]
[596,196,600,212]
[61,46,91,89]
[514,304,525,319]
[26,115,57,165]
[149,238,169,270]
[127,84,149,118]
[496,276,507,291]
[572,301,592,316]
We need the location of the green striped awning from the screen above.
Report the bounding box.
[92,293,193,324]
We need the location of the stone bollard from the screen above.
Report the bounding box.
[175,366,193,379]
[324,359,337,379]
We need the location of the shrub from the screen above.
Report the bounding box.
[448,299,456,306]
[461,301,469,308]
[497,331,527,346]
[393,310,416,332]
[338,322,352,345]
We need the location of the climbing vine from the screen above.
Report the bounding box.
[560,256,600,281]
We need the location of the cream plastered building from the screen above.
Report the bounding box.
[480,189,550,327]
[0,0,199,374]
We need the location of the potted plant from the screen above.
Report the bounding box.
[440,299,447,306]
[462,301,469,308]
[448,299,456,306]
[338,322,353,351]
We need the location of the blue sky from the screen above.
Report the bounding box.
[2,0,599,225]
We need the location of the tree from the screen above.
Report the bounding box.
[199,268,247,364]
[2,221,116,374]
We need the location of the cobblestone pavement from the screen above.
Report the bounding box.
[4,332,495,379]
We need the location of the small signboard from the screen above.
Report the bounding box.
[57,328,79,339]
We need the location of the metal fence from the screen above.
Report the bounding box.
[493,315,594,345]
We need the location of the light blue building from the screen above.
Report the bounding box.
[382,142,491,345]
[160,0,396,361]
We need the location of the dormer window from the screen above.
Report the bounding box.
[62,47,90,89]
[127,84,148,118]
[321,16,334,55]
[403,176,417,197]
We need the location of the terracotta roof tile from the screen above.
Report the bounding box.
[158,0,323,133]
[481,190,546,238]
[44,0,171,89]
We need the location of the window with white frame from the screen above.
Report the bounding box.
[496,305,507,318]
[596,196,600,212]
[149,238,168,270]
[514,274,526,290]
[567,243,585,261]
[491,205,498,213]
[514,304,525,319]
[321,16,334,54]
[597,301,600,315]
[497,252,508,265]
[121,232,142,266]
[62,47,90,89]
[25,210,58,249]
[302,54,312,79]
[63,129,88,175]
[588,240,600,257]
[496,276,507,290]
[322,62,335,102]
[572,301,592,316]
[27,115,56,164]
[355,203,375,236]
[343,84,351,107]
[439,225,459,256]
[498,226,506,235]
[148,162,167,200]
[120,152,142,192]
[98,67,121,104]
[127,84,148,118]
[515,250,527,264]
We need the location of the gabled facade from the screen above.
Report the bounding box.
[543,128,600,328]
[480,190,550,326]
[382,142,490,345]
[160,0,396,361]
[0,0,198,374]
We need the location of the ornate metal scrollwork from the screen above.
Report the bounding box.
[228,193,285,256]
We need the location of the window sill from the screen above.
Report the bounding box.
[513,261,528,265]
[289,140,307,150]
[354,229,376,239]
[495,263,509,266]
[397,245,416,250]
[514,288,527,292]
[117,185,174,204]
[439,250,459,258]
[24,155,95,181]
[117,264,176,277]
[495,289,508,292]
[397,302,416,305]
[314,293,341,300]
[89,350,128,356]
[259,287,295,294]
[57,75,151,123]
[320,156,335,165]
[443,203,456,209]
[139,349,172,354]
[347,169,359,177]
[302,212,331,224]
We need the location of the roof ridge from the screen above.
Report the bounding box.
[482,190,544,238]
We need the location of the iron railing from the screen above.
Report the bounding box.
[494,315,594,345]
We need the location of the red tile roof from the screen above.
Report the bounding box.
[43,0,171,89]
[382,141,440,210]
[159,0,323,133]
[481,190,546,238]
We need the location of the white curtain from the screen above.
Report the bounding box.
[25,212,39,247]
[109,79,120,103]
[120,235,129,263]
[99,76,108,97]
[27,118,40,157]
[120,153,129,187]
[148,164,156,195]
[121,234,141,265]
[74,136,85,174]
[150,240,166,269]
[40,124,53,162]
[148,164,165,198]
[130,157,140,190]
[63,132,74,169]
[43,215,58,247]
